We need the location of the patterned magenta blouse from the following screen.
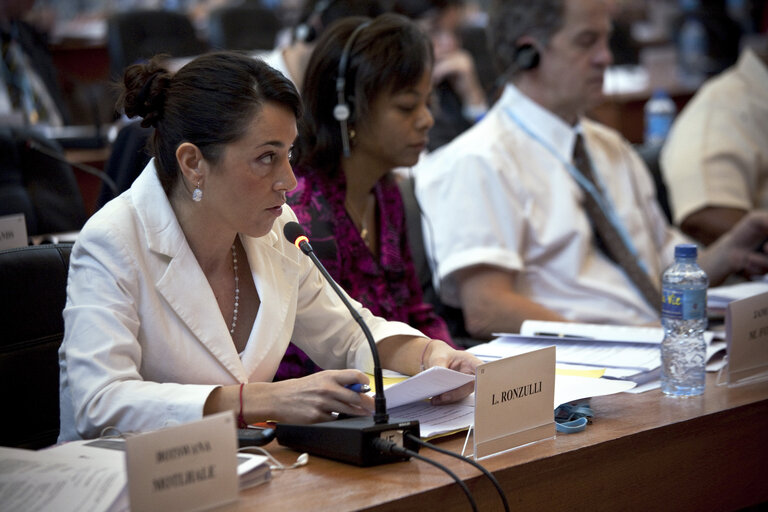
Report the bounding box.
[274,166,455,381]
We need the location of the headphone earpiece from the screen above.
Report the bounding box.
[295,0,333,43]
[335,21,370,157]
[514,43,540,71]
[333,102,350,122]
[295,23,314,43]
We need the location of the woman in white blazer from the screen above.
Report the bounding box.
[58,52,481,442]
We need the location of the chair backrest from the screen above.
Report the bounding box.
[106,9,209,80]
[0,126,87,236]
[636,143,673,223]
[97,121,153,209]
[207,5,281,52]
[397,175,474,345]
[0,243,72,449]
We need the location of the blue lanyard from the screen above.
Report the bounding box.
[505,107,649,274]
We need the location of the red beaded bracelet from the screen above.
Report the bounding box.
[237,383,247,428]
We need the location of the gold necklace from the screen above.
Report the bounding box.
[345,194,375,249]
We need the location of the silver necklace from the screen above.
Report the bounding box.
[230,244,239,335]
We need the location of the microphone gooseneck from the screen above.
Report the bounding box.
[26,139,120,198]
[283,221,388,424]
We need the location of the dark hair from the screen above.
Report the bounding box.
[296,13,433,172]
[295,0,385,42]
[488,0,565,78]
[392,0,464,20]
[117,51,302,196]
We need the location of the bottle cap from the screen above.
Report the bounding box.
[674,243,698,258]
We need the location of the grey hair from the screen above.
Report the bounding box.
[488,0,566,80]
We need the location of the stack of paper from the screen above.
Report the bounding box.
[708,280,768,312]
[467,320,724,392]
[380,366,635,438]
[0,438,271,512]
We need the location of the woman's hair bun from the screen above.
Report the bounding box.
[119,58,172,128]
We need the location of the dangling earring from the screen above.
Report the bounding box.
[348,128,356,146]
[192,177,203,202]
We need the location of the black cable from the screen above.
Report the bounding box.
[26,138,120,197]
[406,433,510,512]
[373,438,478,512]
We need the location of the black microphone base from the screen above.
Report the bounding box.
[275,416,420,466]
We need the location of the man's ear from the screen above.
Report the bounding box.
[176,142,204,185]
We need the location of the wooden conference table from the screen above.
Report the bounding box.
[235,373,768,511]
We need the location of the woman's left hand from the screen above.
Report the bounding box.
[422,340,483,405]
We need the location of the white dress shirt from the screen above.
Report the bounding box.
[58,160,423,441]
[415,84,688,326]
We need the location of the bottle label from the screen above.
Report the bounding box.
[646,114,673,142]
[661,288,706,320]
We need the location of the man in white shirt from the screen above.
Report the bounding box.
[661,43,768,246]
[415,0,768,338]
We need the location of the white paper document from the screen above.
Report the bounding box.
[382,366,475,409]
[708,281,768,310]
[383,367,635,438]
[519,320,665,344]
[471,336,661,371]
[0,444,126,512]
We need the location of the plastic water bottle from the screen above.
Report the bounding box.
[644,89,676,147]
[660,244,709,397]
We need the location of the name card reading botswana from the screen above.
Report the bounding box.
[125,412,238,512]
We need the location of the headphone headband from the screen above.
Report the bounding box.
[335,21,371,157]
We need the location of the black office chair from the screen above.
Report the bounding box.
[636,143,673,223]
[106,9,209,80]
[96,121,153,209]
[397,175,480,347]
[0,243,73,449]
[207,4,282,52]
[0,126,88,236]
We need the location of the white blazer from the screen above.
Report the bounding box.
[58,161,423,441]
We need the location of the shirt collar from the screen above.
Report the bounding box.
[738,48,768,100]
[500,83,583,161]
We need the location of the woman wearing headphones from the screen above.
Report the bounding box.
[280,13,457,380]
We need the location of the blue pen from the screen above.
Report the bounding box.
[345,383,371,393]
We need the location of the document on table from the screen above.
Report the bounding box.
[469,335,661,371]
[383,367,635,438]
[466,320,723,394]
[708,280,768,310]
[0,444,127,512]
[520,320,665,343]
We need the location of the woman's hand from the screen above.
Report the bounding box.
[237,370,373,425]
[422,340,483,405]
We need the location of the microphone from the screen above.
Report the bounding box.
[26,139,120,198]
[276,221,421,466]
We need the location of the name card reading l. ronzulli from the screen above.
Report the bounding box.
[726,291,768,385]
[125,411,239,512]
[473,345,555,460]
[0,213,27,250]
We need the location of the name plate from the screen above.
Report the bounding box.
[726,291,768,385]
[0,214,28,250]
[125,412,239,512]
[474,346,555,459]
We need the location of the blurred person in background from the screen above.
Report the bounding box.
[393,0,489,151]
[256,0,384,91]
[661,14,768,247]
